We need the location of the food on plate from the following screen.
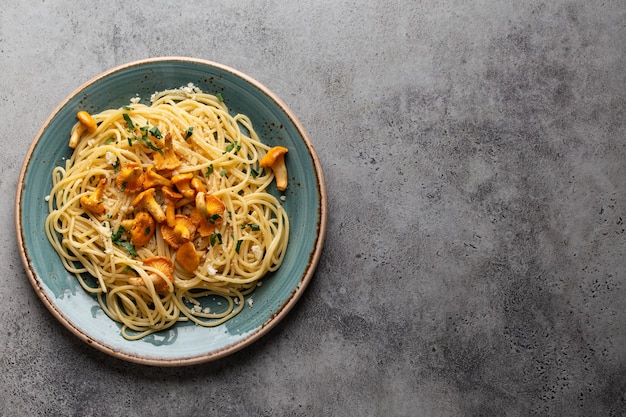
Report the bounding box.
[45,84,289,340]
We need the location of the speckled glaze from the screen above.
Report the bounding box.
[15,57,327,366]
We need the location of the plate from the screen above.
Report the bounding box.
[15,57,327,366]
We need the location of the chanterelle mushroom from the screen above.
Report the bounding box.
[259,146,288,191]
[80,178,107,215]
[129,256,174,293]
[154,133,181,171]
[190,176,207,193]
[195,192,225,220]
[120,211,155,247]
[69,111,97,148]
[160,214,196,249]
[189,207,215,237]
[143,166,172,189]
[171,172,195,199]
[131,188,166,223]
[116,163,144,193]
[176,241,201,273]
[162,186,183,227]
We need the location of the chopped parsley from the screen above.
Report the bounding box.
[104,137,115,145]
[149,126,162,139]
[210,232,223,246]
[123,113,135,130]
[185,126,194,139]
[206,164,214,176]
[111,226,126,242]
[134,124,162,153]
[143,138,163,153]
[115,241,138,257]
[235,240,243,254]
[111,226,137,256]
[224,140,241,154]
[241,223,261,231]
[209,214,222,224]
[216,93,224,102]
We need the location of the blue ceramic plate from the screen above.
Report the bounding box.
[15,57,327,366]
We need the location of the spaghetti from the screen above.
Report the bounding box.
[45,84,289,340]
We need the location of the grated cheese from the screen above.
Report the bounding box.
[105,151,116,165]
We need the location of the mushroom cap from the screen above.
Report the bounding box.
[142,256,175,293]
[190,176,207,193]
[259,146,289,190]
[160,214,196,249]
[116,163,145,193]
[154,133,181,171]
[79,178,107,215]
[195,192,225,219]
[176,241,201,273]
[128,211,155,247]
[77,111,97,133]
[189,207,215,237]
[259,146,288,168]
[171,172,195,199]
[131,188,167,223]
[143,166,172,189]
[162,185,183,200]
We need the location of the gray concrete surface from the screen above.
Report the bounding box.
[2,1,625,416]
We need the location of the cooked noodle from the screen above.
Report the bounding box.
[45,84,289,340]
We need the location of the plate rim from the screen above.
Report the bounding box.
[14,56,328,366]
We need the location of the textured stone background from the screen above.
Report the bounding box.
[1,1,625,416]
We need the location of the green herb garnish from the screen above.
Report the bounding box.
[206,164,214,176]
[224,141,241,154]
[111,226,137,256]
[210,233,223,246]
[115,241,137,257]
[111,226,126,242]
[149,126,162,139]
[185,126,194,139]
[143,138,163,153]
[123,113,135,130]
